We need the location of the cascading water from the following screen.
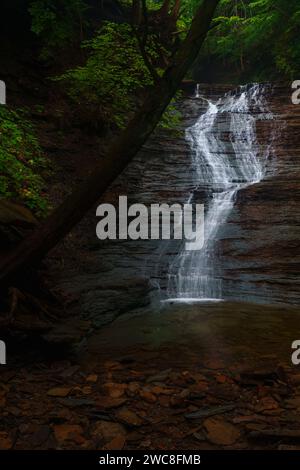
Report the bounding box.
[166,84,274,302]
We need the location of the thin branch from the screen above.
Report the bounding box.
[131,0,160,83]
[134,28,161,83]
[159,0,171,18]
[171,0,181,21]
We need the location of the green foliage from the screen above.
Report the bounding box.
[29,0,88,59]
[160,95,182,134]
[0,107,48,215]
[56,20,182,130]
[200,0,300,80]
[56,22,168,129]
[176,0,201,29]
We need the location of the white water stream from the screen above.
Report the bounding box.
[166,84,274,302]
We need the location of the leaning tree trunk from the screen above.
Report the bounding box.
[0,0,220,285]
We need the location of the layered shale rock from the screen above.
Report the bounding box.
[54,84,300,326]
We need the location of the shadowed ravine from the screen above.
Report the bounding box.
[5,83,300,452]
[53,83,300,327]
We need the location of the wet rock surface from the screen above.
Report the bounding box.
[222,85,300,305]
[2,84,299,451]
[52,83,300,325]
[2,302,300,450]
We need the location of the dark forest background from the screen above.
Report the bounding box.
[0,0,299,217]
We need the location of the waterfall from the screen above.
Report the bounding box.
[166,84,274,302]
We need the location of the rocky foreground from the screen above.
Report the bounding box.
[1,302,300,450]
[1,83,299,450]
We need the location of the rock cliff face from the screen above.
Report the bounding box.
[55,84,300,326]
[223,84,300,305]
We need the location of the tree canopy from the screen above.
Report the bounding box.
[198,0,300,81]
[28,0,300,82]
[1,0,299,215]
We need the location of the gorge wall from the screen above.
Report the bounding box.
[52,83,300,327]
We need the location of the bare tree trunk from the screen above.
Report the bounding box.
[0,0,220,285]
[159,0,172,18]
[132,0,142,25]
[171,0,181,20]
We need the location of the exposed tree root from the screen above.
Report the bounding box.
[0,286,59,332]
